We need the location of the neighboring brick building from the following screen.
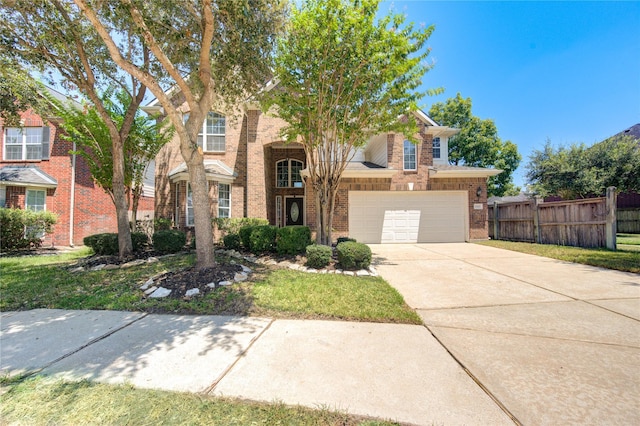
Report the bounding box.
[147,98,500,243]
[0,90,155,247]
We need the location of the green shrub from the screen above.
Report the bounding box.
[0,208,57,251]
[223,233,242,251]
[83,233,118,255]
[337,236,357,244]
[214,217,269,236]
[306,244,332,269]
[276,226,311,255]
[336,241,372,270]
[131,232,149,252]
[84,232,148,255]
[152,229,186,254]
[154,217,172,231]
[239,225,256,249]
[248,225,277,253]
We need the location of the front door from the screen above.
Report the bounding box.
[285,197,304,226]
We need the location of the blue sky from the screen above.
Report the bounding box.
[382,1,640,189]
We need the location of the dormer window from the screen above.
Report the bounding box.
[433,137,441,159]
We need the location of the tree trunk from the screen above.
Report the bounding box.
[315,181,337,246]
[186,155,216,269]
[315,190,322,244]
[112,137,133,258]
[131,186,141,232]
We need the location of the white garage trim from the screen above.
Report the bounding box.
[348,191,469,243]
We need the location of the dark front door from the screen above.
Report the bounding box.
[285,197,304,226]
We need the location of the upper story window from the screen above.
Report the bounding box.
[276,159,303,188]
[3,127,50,161]
[432,137,441,159]
[183,112,225,153]
[403,140,416,170]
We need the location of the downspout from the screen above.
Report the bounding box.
[244,112,249,218]
[69,142,77,246]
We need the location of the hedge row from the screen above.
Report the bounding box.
[214,217,269,236]
[230,224,312,255]
[83,229,188,255]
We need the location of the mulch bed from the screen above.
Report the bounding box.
[74,250,250,299]
[150,264,244,298]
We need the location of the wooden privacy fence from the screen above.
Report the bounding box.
[617,208,640,233]
[488,187,617,250]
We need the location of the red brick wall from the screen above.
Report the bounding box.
[430,177,489,240]
[2,109,154,247]
[156,107,289,228]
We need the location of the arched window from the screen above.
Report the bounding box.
[403,140,416,170]
[276,159,304,188]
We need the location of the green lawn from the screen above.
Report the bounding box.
[0,376,398,426]
[617,233,640,252]
[252,269,421,323]
[0,249,419,324]
[476,239,640,273]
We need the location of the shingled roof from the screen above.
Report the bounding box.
[611,123,640,140]
[0,166,57,188]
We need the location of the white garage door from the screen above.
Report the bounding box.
[348,191,468,243]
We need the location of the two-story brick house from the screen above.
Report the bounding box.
[148,94,501,243]
[0,89,155,247]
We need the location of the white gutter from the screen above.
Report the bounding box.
[0,181,58,189]
[69,142,77,247]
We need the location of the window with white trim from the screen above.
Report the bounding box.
[403,140,416,170]
[183,112,225,152]
[276,159,303,188]
[218,183,230,218]
[432,137,441,159]
[186,184,194,226]
[26,189,46,212]
[3,127,50,160]
[0,186,6,207]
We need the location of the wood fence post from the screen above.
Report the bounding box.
[493,201,500,240]
[606,186,617,250]
[533,196,542,244]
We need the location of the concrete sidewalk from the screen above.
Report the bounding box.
[371,243,640,426]
[1,309,512,425]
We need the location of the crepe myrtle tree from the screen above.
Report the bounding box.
[1,0,151,258]
[49,89,173,229]
[72,0,286,269]
[265,0,440,245]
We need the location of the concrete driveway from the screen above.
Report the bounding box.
[371,243,640,426]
